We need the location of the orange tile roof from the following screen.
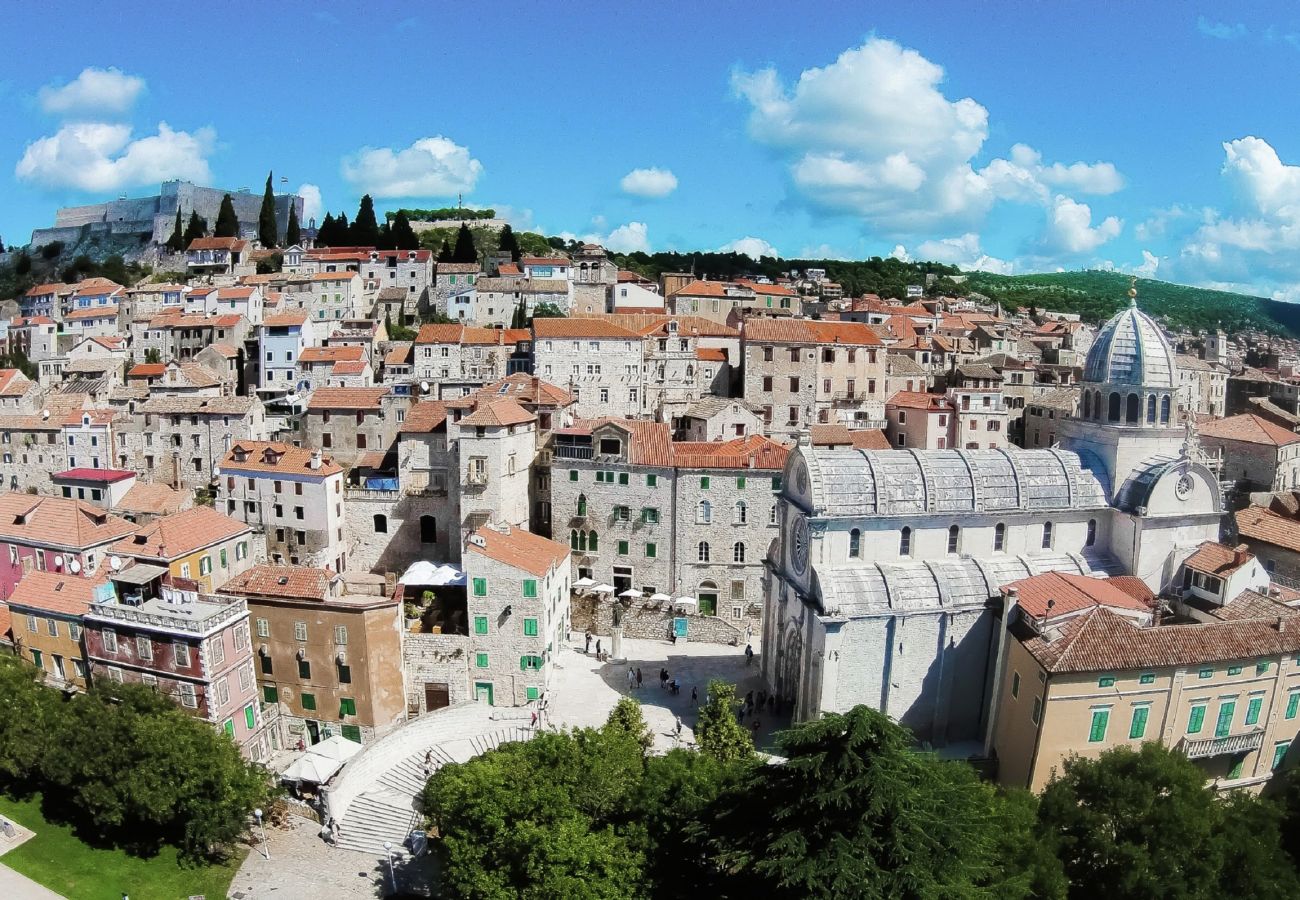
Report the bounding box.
[458,398,536,427]
[887,390,948,410]
[110,506,250,561]
[384,343,413,366]
[415,324,465,344]
[65,305,119,321]
[1005,571,1153,621]
[208,342,240,359]
[466,524,569,578]
[116,482,189,517]
[1236,506,1300,553]
[128,363,166,378]
[671,280,728,297]
[744,318,882,346]
[1103,576,1157,607]
[331,360,369,375]
[696,348,728,362]
[736,279,797,297]
[472,374,573,408]
[532,318,641,339]
[218,564,337,601]
[672,434,789,471]
[1184,541,1253,576]
[1198,413,1300,447]
[25,282,71,297]
[188,237,249,251]
[72,277,123,297]
[520,256,570,267]
[217,286,256,299]
[577,313,739,338]
[311,271,357,282]
[300,345,366,364]
[810,424,890,450]
[221,441,343,477]
[0,493,136,550]
[307,387,387,410]
[263,310,309,327]
[579,418,676,467]
[7,572,107,617]
[400,401,449,433]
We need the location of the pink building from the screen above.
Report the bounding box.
[82,568,268,760]
[0,492,137,597]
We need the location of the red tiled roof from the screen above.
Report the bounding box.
[218,564,337,601]
[311,272,357,281]
[672,434,789,471]
[0,493,136,550]
[533,318,640,339]
[1184,541,1254,576]
[744,318,882,346]
[1104,576,1157,608]
[221,441,343,477]
[188,237,249,251]
[128,363,166,377]
[887,391,948,410]
[521,256,570,267]
[54,468,134,484]
[810,424,891,450]
[65,305,119,321]
[1236,506,1300,553]
[696,348,727,362]
[574,313,737,338]
[110,506,250,560]
[307,387,387,410]
[466,523,568,578]
[1006,571,1152,621]
[116,482,189,517]
[1198,413,1300,447]
[458,398,536,427]
[263,310,309,327]
[671,280,728,297]
[7,572,107,617]
[580,418,676,467]
[217,286,256,299]
[331,360,369,375]
[384,343,413,366]
[301,345,365,364]
[400,401,449,433]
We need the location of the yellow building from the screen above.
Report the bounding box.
[4,571,104,688]
[109,506,255,593]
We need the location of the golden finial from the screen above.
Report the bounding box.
[1128,275,1138,307]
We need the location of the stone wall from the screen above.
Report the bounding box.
[570,594,749,645]
[402,632,473,714]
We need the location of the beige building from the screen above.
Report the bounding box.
[1177,355,1230,418]
[1198,413,1300,492]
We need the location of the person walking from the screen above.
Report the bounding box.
[674,715,683,745]
[636,668,643,689]
[595,639,602,661]
[660,668,669,689]
[744,643,754,666]
[691,685,698,706]
[627,667,636,691]
[584,631,592,654]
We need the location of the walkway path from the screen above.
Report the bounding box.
[0,865,65,900]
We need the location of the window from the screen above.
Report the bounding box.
[1139,672,1155,685]
[294,621,308,641]
[1031,696,1042,725]
[1287,691,1300,720]
[647,474,658,487]
[1199,667,1213,679]
[1214,701,1236,738]
[260,655,273,675]
[733,542,746,563]
[420,515,437,544]
[301,692,317,711]
[46,618,58,637]
[1041,521,1053,549]
[947,525,960,554]
[1129,705,1150,739]
[180,683,197,708]
[733,501,748,524]
[1228,666,1243,676]
[699,476,711,490]
[642,508,660,524]
[339,697,357,717]
[1187,704,1207,734]
[102,627,117,652]
[263,685,278,704]
[523,579,538,598]
[524,618,538,637]
[1246,695,1263,726]
[373,513,388,533]
[1098,675,1116,688]
[577,494,588,516]
[334,625,348,645]
[199,555,212,576]
[1274,741,1291,771]
[1257,661,1272,676]
[1086,519,1097,547]
[569,469,579,482]
[1012,672,1021,698]
[697,500,712,524]
[645,543,657,558]
[698,541,711,563]
[1088,708,1109,742]
[476,652,489,668]
[899,527,912,557]
[473,578,487,597]
[174,641,191,667]
[617,540,629,555]
[297,657,311,678]
[849,529,861,559]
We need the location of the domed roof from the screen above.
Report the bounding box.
[1083,297,1177,389]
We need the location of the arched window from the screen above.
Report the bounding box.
[1095,390,1104,419]
[420,515,436,544]
[1082,392,1092,418]
[373,513,388,534]
[899,527,912,557]
[1042,521,1053,550]
[1086,519,1097,547]
[994,523,1006,552]
[698,541,711,563]
[1146,394,1157,423]
[578,530,588,552]
[1108,392,1121,422]
[733,542,746,563]
[570,529,579,551]
[1160,394,1171,424]
[577,494,587,517]
[849,528,861,558]
[697,500,712,524]
[1126,393,1140,424]
[948,524,960,554]
[734,501,747,525]
[588,531,598,552]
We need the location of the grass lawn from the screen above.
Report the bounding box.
[0,793,245,900]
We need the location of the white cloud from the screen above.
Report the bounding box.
[1041,195,1122,254]
[342,136,482,198]
[1198,17,1247,40]
[719,236,779,259]
[1220,136,1300,219]
[1133,250,1160,278]
[620,167,678,198]
[15,121,213,192]
[38,67,145,117]
[731,37,1124,236]
[896,232,1013,274]
[297,183,323,223]
[582,222,650,254]
[889,244,910,262]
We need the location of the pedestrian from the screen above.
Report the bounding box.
[691,685,698,705]
[746,690,754,708]
[636,668,643,689]
[768,694,775,713]
[751,719,761,737]
[666,622,674,642]
[674,715,683,739]
[758,689,766,708]
[584,631,592,654]
[745,622,754,642]
[745,643,754,666]
[627,667,636,690]
[596,638,602,659]
[660,668,668,689]
[530,710,539,728]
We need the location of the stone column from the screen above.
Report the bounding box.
[611,625,624,661]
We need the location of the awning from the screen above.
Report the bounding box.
[113,563,168,585]
[282,752,342,784]
[398,560,466,586]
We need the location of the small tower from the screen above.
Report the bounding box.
[1204,325,1228,367]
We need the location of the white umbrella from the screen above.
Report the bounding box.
[649,593,672,602]
[674,597,699,611]
[619,588,644,598]
[282,752,342,784]
[592,583,616,594]
[307,734,363,762]
[573,577,596,588]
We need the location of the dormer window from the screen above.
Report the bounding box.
[599,438,622,455]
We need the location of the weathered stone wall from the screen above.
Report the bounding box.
[403,632,473,714]
[570,594,749,645]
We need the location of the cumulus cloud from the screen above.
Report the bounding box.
[575,222,650,254]
[620,167,678,198]
[15,121,213,191]
[731,37,1124,236]
[1198,17,1247,40]
[297,183,323,223]
[38,67,145,117]
[889,244,911,262]
[1133,250,1160,278]
[719,236,779,259]
[342,136,483,198]
[1041,195,1122,254]
[904,232,1014,274]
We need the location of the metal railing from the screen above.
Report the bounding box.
[1182,730,1264,759]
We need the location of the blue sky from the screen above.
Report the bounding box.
[4,2,1300,298]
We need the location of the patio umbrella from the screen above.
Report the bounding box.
[674,597,699,611]
[619,588,644,598]
[282,752,342,784]
[573,577,596,588]
[648,592,672,602]
[592,583,616,594]
[308,734,363,762]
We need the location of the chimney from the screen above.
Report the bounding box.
[309,450,322,470]
[1233,544,1251,567]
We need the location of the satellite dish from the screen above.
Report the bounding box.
[53,555,63,568]
[69,558,82,574]
[41,409,49,420]
[420,381,430,394]
[109,555,122,572]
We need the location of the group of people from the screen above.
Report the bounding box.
[584,631,610,662]
[624,665,691,699]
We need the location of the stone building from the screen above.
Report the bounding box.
[449,397,536,545]
[301,387,400,470]
[532,318,644,419]
[413,324,530,395]
[1198,413,1300,493]
[1177,355,1230,418]
[118,395,267,490]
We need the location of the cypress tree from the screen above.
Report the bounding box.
[285,203,301,247]
[351,194,380,247]
[214,194,239,238]
[499,223,521,262]
[389,211,420,251]
[182,210,207,247]
[336,213,350,244]
[437,238,453,263]
[166,207,184,251]
[257,172,278,248]
[316,212,337,247]
[452,223,477,264]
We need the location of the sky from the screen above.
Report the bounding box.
[4,2,1300,298]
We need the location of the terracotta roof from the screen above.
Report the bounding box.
[471,374,574,408]
[672,434,789,471]
[1184,541,1253,577]
[415,324,465,344]
[887,390,948,410]
[218,564,337,601]
[331,360,369,375]
[0,493,136,550]
[115,482,189,517]
[577,418,676,467]
[0,370,33,397]
[128,363,166,378]
[207,342,240,359]
[575,313,738,338]
[458,398,536,427]
[138,396,257,415]
[671,280,728,297]
[307,387,387,410]
[384,343,413,366]
[533,318,641,339]
[25,282,71,296]
[1198,413,1300,447]
[1006,571,1153,621]
[217,286,256,299]
[111,506,250,560]
[1022,607,1300,674]
[300,345,365,364]
[65,305,119,321]
[399,401,449,433]
[221,441,343,477]
[696,348,728,362]
[54,468,133,484]
[263,310,309,327]
[188,237,249,252]
[736,279,798,297]
[810,424,892,450]
[466,524,568,578]
[72,278,123,297]
[1236,506,1300,553]
[521,256,570,267]
[1210,590,1300,622]
[7,571,107,617]
[1104,576,1157,608]
[10,317,55,327]
[744,318,882,346]
[436,262,481,274]
[496,263,522,276]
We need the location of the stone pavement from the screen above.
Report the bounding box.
[548,634,788,752]
[0,866,65,900]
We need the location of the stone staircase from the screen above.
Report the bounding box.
[333,708,536,855]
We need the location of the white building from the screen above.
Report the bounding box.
[532,318,644,419]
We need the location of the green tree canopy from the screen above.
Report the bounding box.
[388,210,420,251]
[316,212,337,246]
[452,222,477,263]
[257,171,278,248]
[499,223,521,262]
[285,202,301,247]
[165,207,184,252]
[213,194,239,238]
[182,210,207,247]
[694,680,753,764]
[437,238,454,262]
[351,194,381,247]
[531,301,565,319]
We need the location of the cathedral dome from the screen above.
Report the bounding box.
[1083,294,1177,390]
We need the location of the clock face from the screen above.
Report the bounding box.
[1176,474,1194,500]
[792,517,810,575]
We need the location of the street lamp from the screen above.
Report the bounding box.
[383,840,396,895]
[253,808,270,859]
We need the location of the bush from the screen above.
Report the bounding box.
[39,242,64,260]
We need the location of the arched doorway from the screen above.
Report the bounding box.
[698,579,719,617]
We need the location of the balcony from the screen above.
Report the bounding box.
[465,467,488,486]
[831,391,866,405]
[88,596,247,636]
[1182,730,1265,759]
[554,445,594,461]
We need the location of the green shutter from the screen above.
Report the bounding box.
[526,686,540,701]
[1228,757,1245,779]
[1129,706,1149,739]
[1187,705,1206,734]
[262,684,278,703]
[596,471,605,483]
[1257,661,1272,675]
[523,579,537,598]
[524,618,538,637]
[1088,709,1108,742]
[1246,696,1263,725]
[1228,665,1243,675]
[772,475,782,491]
[1139,672,1155,684]
[569,470,578,481]
[245,704,255,729]
[1215,701,1236,738]
[301,692,316,711]
[618,472,628,485]
[617,540,629,555]
[476,652,488,668]
[220,548,228,568]
[340,698,356,716]
[1273,741,1291,771]
[1098,675,1115,687]
[224,719,234,737]
[341,724,361,742]
[700,476,710,489]
[645,543,656,559]
[474,616,488,634]
[647,474,657,487]
[473,578,487,596]
[1199,668,1213,679]
[737,476,746,489]
[1287,692,1300,720]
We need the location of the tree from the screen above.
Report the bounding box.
[694,680,753,764]
[14,251,31,275]
[604,697,653,755]
[389,210,420,251]
[214,193,239,238]
[351,194,380,247]
[257,171,278,248]
[532,302,565,319]
[145,348,162,364]
[285,202,301,247]
[182,210,207,247]
[437,238,454,262]
[511,299,528,329]
[166,207,185,252]
[235,347,247,396]
[452,222,477,263]
[316,212,337,247]
[499,223,521,262]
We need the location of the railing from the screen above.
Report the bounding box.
[465,469,488,486]
[1182,730,1264,759]
[345,486,400,499]
[554,446,594,460]
[87,596,247,635]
